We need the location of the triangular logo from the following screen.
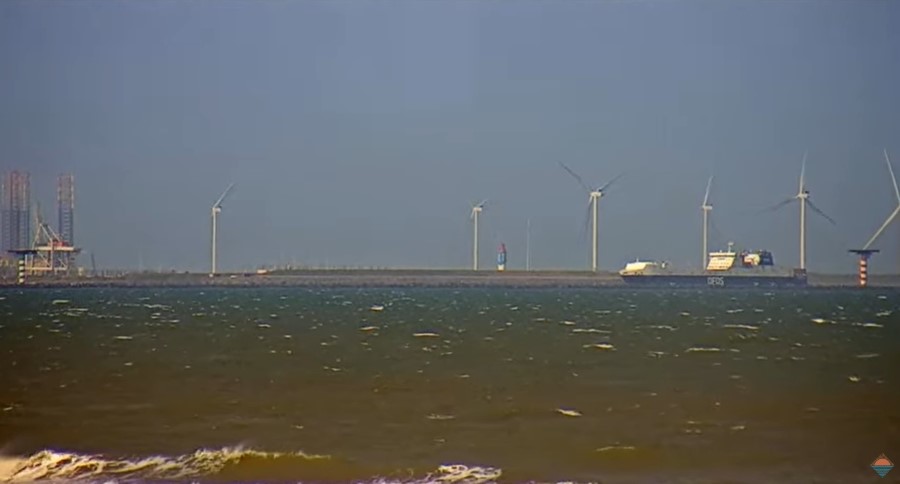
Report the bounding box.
[871,454,894,478]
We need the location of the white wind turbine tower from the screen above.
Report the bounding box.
[764,152,835,271]
[701,176,713,270]
[559,163,623,272]
[861,149,900,250]
[470,200,487,271]
[210,183,235,276]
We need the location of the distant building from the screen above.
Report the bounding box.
[58,174,75,245]
[1,171,31,255]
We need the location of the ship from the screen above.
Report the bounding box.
[497,243,507,272]
[619,242,807,288]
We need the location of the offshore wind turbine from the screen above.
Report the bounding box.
[470,200,487,270]
[210,183,235,275]
[764,152,835,271]
[559,163,623,272]
[861,149,900,250]
[525,218,532,271]
[701,176,713,270]
[849,149,900,287]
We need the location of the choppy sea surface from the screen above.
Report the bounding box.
[0,287,898,483]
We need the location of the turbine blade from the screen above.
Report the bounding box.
[478,199,488,209]
[559,163,591,192]
[702,176,713,206]
[709,213,725,248]
[806,199,836,225]
[863,205,900,250]
[598,172,624,193]
[799,151,807,193]
[759,197,795,214]
[214,183,235,208]
[884,149,900,204]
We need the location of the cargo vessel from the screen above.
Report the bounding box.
[619,242,807,288]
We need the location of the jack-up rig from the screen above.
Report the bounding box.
[9,204,81,277]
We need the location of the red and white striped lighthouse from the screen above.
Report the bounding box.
[849,249,879,288]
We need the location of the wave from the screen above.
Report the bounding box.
[0,447,501,483]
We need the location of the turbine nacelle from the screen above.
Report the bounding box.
[470,199,487,218]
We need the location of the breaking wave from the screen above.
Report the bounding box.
[0,447,501,483]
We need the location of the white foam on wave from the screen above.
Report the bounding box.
[373,464,502,484]
[0,449,502,484]
[0,446,329,482]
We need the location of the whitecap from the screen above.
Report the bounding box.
[426,414,456,421]
[555,408,582,417]
[2,447,330,482]
[685,347,722,353]
[582,343,615,351]
[811,318,834,325]
[596,445,636,452]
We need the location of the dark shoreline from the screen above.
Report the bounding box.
[1,270,899,289]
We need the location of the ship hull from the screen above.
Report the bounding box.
[620,274,807,288]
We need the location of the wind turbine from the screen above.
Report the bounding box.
[559,163,623,272]
[849,149,900,287]
[861,149,900,250]
[701,176,713,270]
[470,200,487,270]
[764,152,835,271]
[210,183,235,275]
[525,218,532,271]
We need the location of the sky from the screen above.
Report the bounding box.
[1,0,899,273]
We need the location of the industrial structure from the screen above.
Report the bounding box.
[1,171,81,280]
[58,174,75,246]
[8,202,81,276]
[1,170,31,257]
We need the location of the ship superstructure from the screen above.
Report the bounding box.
[619,243,806,287]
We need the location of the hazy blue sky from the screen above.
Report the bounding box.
[2,0,899,273]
